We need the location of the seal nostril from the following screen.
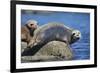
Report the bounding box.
[77,35,79,37]
[77,37,80,40]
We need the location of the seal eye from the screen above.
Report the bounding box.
[72,33,75,36]
[30,24,34,26]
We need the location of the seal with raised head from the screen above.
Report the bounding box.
[28,22,81,48]
[21,19,38,44]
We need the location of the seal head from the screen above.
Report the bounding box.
[70,30,81,44]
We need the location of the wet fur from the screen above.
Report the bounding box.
[28,22,78,48]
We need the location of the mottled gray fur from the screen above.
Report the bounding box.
[28,22,81,48]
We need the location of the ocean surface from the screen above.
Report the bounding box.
[21,10,90,60]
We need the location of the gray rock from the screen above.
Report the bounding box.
[21,42,27,53]
[21,41,73,62]
[35,41,73,60]
[21,55,63,62]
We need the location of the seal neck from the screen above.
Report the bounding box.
[25,24,35,37]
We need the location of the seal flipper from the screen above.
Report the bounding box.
[27,37,36,48]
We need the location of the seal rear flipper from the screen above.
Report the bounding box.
[27,37,36,48]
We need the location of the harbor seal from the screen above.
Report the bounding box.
[28,22,81,48]
[21,20,38,44]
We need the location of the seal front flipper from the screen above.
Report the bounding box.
[27,37,36,48]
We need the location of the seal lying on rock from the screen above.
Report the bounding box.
[28,22,81,48]
[27,22,81,48]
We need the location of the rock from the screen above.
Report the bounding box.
[21,55,64,62]
[21,42,27,53]
[21,41,73,62]
[35,41,73,60]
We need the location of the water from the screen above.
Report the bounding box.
[21,10,90,60]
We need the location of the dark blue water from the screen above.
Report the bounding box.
[21,10,90,60]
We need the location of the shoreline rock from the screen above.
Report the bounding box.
[21,41,73,62]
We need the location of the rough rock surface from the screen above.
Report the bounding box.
[21,42,27,53]
[21,41,73,62]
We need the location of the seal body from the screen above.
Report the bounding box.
[28,22,81,48]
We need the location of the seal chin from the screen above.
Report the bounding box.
[70,30,81,44]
